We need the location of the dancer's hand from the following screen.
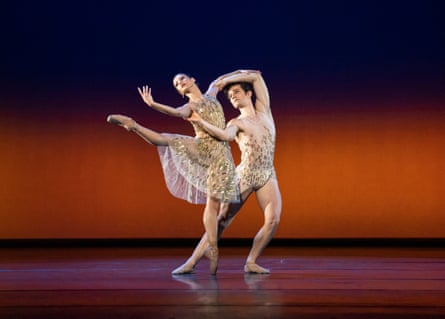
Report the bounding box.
[137,85,154,107]
[187,111,202,123]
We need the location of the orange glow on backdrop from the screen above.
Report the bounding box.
[0,95,444,239]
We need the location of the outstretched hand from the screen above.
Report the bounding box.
[137,85,154,107]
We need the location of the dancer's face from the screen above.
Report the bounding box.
[227,84,251,109]
[173,74,195,96]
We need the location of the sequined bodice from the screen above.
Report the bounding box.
[237,114,275,172]
[160,94,238,203]
[190,96,226,139]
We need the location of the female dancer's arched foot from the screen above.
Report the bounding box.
[205,245,218,275]
[107,114,136,131]
[244,262,270,274]
[171,260,195,275]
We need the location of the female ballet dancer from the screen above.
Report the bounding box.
[107,73,239,275]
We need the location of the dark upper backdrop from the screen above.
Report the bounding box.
[1,1,444,239]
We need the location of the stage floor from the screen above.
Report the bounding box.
[1,245,445,318]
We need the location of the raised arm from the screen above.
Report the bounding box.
[188,112,239,142]
[204,70,245,97]
[214,70,271,114]
[138,85,191,118]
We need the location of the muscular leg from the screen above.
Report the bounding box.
[244,179,282,274]
[171,191,252,275]
[107,114,169,146]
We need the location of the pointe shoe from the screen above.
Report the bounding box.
[205,246,219,275]
[107,114,136,131]
[171,262,195,275]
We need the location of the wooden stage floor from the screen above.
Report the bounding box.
[1,244,445,318]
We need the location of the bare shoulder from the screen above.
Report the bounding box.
[228,117,243,128]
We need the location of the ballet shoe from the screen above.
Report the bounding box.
[171,262,195,275]
[205,245,219,275]
[244,262,270,274]
[107,114,136,131]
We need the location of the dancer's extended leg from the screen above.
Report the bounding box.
[107,114,169,146]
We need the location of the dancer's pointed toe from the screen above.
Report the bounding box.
[107,114,136,131]
[171,263,195,275]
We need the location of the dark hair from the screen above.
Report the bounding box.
[222,82,254,99]
[173,73,199,88]
[173,72,193,82]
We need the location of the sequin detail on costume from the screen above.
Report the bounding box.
[236,115,276,192]
[157,96,239,204]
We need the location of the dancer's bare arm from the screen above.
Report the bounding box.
[250,72,270,115]
[204,70,243,97]
[188,112,239,142]
[138,85,191,118]
[205,70,259,97]
[214,70,271,115]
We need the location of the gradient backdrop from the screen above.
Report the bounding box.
[1,1,444,239]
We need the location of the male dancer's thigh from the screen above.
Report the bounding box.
[256,178,282,220]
